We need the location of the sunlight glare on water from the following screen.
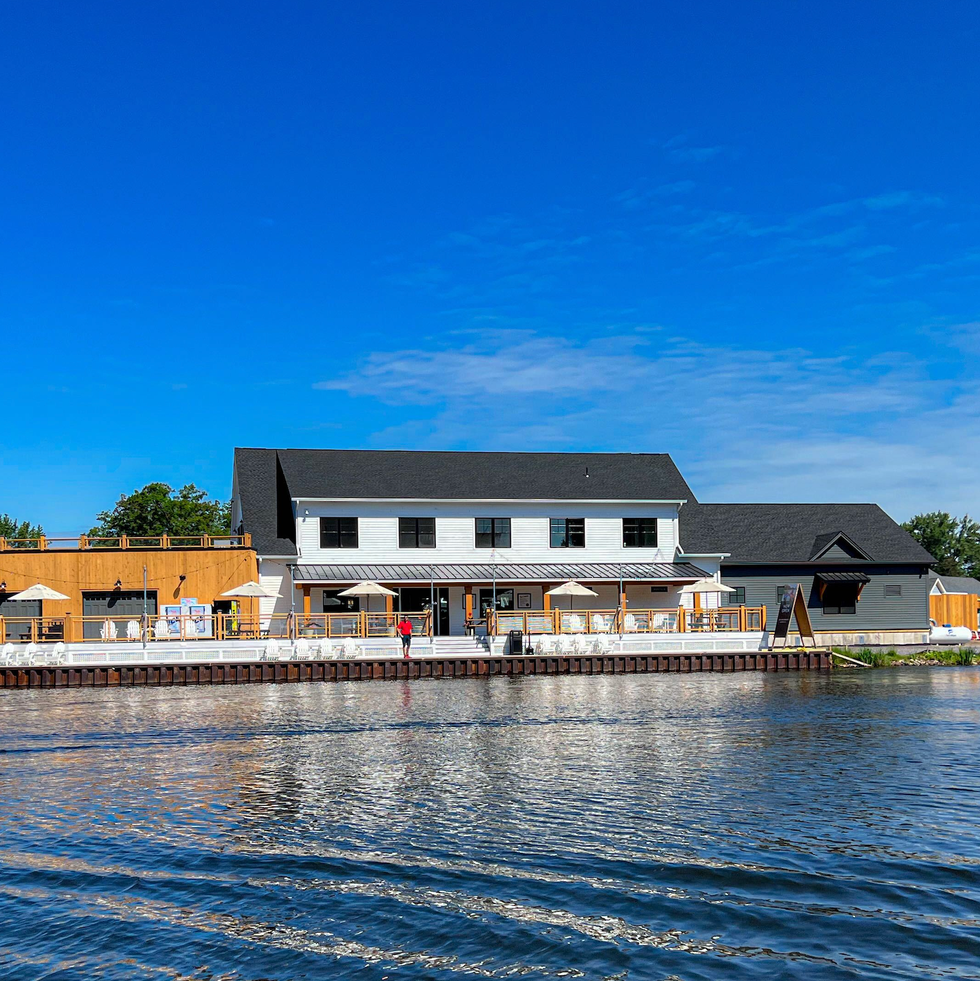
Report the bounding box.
[0,669,979,980]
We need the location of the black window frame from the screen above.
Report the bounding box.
[398,516,436,549]
[775,585,792,603]
[822,583,858,615]
[550,517,585,548]
[319,516,359,549]
[475,517,511,548]
[727,586,746,605]
[623,518,658,548]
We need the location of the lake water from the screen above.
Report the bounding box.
[0,669,978,980]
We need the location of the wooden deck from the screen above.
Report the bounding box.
[0,650,831,689]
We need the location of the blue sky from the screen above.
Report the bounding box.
[2,1,978,534]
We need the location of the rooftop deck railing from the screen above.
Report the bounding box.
[0,533,252,551]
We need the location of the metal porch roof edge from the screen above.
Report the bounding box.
[815,571,872,583]
[291,561,711,583]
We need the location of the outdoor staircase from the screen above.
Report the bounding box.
[429,635,491,658]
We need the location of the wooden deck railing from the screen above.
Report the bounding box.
[490,607,766,636]
[0,533,252,552]
[0,607,765,644]
[0,609,433,644]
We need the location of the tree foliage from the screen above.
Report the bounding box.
[0,513,44,542]
[89,483,231,539]
[902,511,980,578]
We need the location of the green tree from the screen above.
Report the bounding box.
[0,513,44,545]
[89,483,231,539]
[902,511,980,578]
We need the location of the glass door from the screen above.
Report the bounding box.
[479,588,514,619]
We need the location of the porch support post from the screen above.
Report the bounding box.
[302,585,311,622]
[465,586,473,622]
[619,585,627,631]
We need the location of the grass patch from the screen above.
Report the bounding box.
[832,647,900,667]
[833,645,979,667]
[927,647,977,666]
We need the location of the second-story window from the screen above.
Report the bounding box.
[475,517,511,548]
[550,518,585,548]
[623,518,658,548]
[320,516,358,549]
[399,517,436,548]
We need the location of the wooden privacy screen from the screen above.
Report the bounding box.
[930,593,979,631]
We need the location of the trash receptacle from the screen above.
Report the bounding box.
[507,629,523,655]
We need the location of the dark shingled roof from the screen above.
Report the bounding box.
[679,503,934,565]
[932,574,980,594]
[235,448,696,556]
[234,449,299,556]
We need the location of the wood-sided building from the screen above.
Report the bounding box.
[0,534,257,640]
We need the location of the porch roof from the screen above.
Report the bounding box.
[292,561,710,584]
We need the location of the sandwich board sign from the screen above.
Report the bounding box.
[769,583,816,648]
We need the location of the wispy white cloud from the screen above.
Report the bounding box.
[864,190,944,210]
[317,327,979,517]
[615,179,696,208]
[661,134,727,163]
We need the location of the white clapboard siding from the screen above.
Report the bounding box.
[294,500,679,565]
[258,561,291,624]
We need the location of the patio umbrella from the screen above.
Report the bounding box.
[679,578,735,611]
[546,580,599,611]
[8,583,70,601]
[339,580,397,613]
[678,579,736,595]
[221,580,282,627]
[220,581,282,598]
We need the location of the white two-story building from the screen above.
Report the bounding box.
[231,448,738,647]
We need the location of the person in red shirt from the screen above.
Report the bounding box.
[397,616,413,658]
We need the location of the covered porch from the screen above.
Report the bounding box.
[286,561,765,639]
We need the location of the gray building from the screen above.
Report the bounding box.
[679,503,934,646]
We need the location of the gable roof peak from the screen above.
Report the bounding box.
[809,530,873,561]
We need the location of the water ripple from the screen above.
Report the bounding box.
[1,669,979,980]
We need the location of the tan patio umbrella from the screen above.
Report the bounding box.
[220,581,282,598]
[339,580,397,613]
[546,580,599,611]
[220,582,282,630]
[679,578,735,611]
[9,583,70,601]
[678,579,736,595]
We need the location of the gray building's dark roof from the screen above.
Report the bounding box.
[679,503,934,565]
[235,448,697,555]
[932,574,980,594]
[293,561,710,583]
